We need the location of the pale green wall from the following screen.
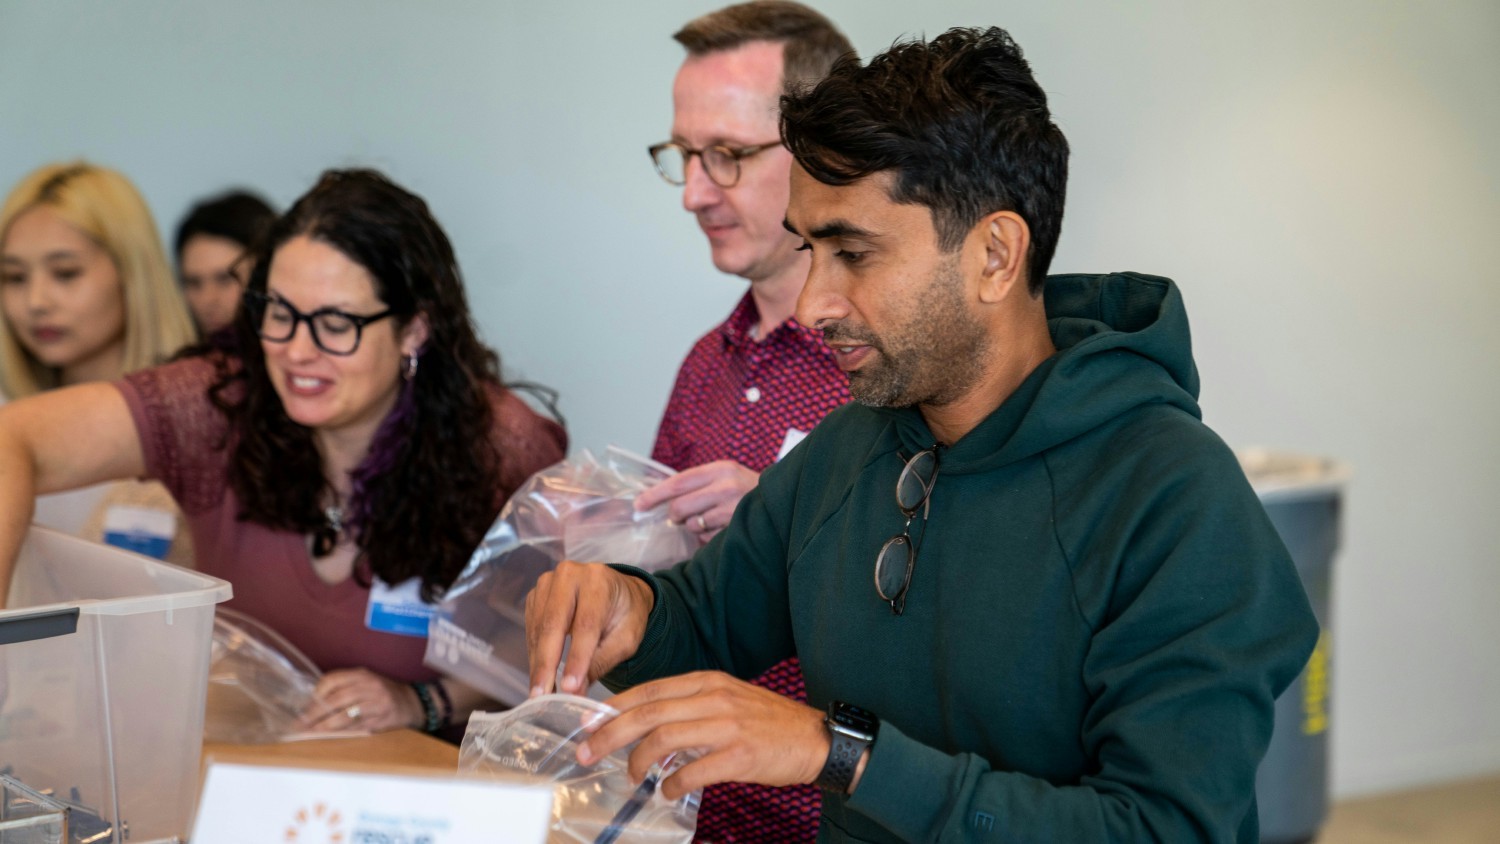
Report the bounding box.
[3,0,1497,797]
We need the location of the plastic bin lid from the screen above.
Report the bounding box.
[1236,448,1350,503]
[3,525,232,618]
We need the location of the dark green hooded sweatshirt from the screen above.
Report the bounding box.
[611,272,1319,843]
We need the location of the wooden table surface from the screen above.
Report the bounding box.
[1316,774,1500,844]
[202,728,459,774]
[199,736,1500,843]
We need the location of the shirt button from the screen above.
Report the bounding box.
[745,386,762,403]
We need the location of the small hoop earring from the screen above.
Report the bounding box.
[403,353,419,381]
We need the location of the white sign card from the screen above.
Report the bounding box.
[192,762,553,844]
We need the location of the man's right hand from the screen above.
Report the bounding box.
[524,560,656,697]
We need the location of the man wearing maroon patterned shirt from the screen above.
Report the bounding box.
[632,2,853,841]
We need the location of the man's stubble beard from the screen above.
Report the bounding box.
[840,255,990,410]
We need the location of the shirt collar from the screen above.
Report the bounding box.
[719,291,828,351]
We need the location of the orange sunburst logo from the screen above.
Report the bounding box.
[284,802,345,844]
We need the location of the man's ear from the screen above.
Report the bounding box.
[401,312,431,357]
[976,211,1030,304]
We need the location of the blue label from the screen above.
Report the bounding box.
[365,577,436,638]
[365,602,435,638]
[103,529,172,561]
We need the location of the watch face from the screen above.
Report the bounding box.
[830,701,879,735]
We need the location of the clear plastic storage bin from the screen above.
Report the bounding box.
[0,526,232,844]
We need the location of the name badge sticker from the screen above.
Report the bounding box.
[366,577,437,638]
[101,504,176,560]
[776,428,809,462]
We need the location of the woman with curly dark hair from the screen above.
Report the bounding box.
[0,168,567,736]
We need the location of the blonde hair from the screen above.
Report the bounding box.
[0,162,196,397]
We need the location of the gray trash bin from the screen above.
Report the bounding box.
[1237,449,1349,844]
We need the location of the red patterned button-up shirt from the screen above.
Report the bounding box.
[653,293,849,474]
[651,292,850,843]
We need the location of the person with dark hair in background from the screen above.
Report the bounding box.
[175,190,277,335]
[527,27,1317,843]
[0,169,566,738]
[634,2,854,840]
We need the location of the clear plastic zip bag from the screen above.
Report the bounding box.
[459,694,700,844]
[425,447,696,706]
[204,607,323,743]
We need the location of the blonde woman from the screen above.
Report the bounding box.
[0,162,195,564]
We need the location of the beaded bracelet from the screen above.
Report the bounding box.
[411,681,443,733]
[431,679,454,727]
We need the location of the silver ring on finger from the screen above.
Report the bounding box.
[694,514,708,532]
[346,704,362,721]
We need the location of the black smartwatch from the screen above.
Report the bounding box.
[815,701,879,794]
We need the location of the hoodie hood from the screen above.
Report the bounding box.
[885,271,1201,475]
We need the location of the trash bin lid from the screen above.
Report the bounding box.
[1236,448,1350,503]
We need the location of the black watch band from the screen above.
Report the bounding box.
[815,701,878,794]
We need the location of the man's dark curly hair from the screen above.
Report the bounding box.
[780,26,1069,294]
[211,168,504,601]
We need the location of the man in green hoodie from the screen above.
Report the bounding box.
[527,26,1318,843]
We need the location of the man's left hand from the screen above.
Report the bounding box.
[634,460,760,542]
[579,670,829,800]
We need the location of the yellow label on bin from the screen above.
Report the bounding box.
[1302,632,1329,735]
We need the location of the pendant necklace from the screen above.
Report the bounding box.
[312,504,344,558]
